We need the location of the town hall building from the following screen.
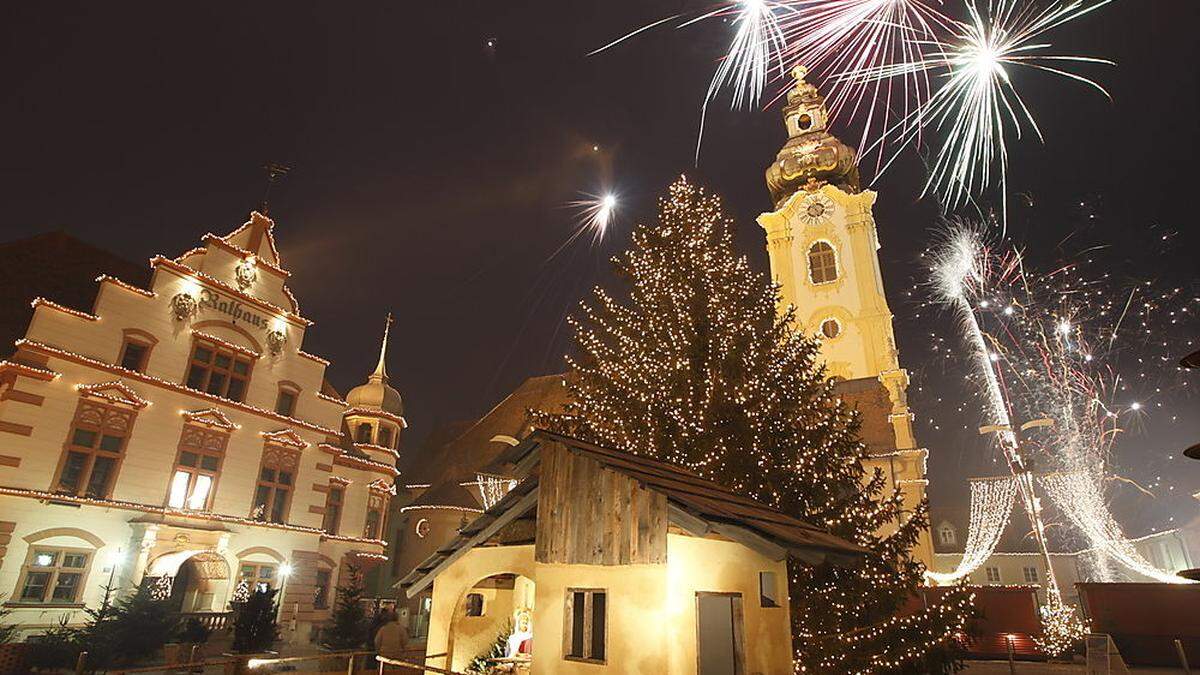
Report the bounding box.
[0,212,402,640]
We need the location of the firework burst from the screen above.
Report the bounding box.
[856,0,1114,223]
[781,0,955,165]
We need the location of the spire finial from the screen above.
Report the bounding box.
[373,312,393,381]
[792,64,809,84]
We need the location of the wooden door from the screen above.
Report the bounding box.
[696,592,745,675]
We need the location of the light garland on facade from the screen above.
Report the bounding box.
[16,339,340,436]
[95,275,157,298]
[74,381,152,408]
[301,351,332,367]
[151,257,311,327]
[344,406,407,428]
[315,391,346,406]
[0,360,60,381]
[192,330,262,359]
[926,476,1018,584]
[262,429,309,450]
[354,442,400,459]
[397,503,483,514]
[31,297,99,321]
[0,485,385,547]
[181,408,240,430]
[318,443,400,477]
[1040,473,1195,584]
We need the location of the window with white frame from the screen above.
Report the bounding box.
[15,547,92,604]
[985,566,1001,583]
[808,241,839,284]
[938,524,957,546]
[239,562,277,593]
[1022,566,1039,583]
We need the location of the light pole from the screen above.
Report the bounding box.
[980,417,1062,604]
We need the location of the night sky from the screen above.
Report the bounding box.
[2,2,1196,525]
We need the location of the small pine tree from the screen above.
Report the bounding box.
[321,564,370,650]
[73,582,179,668]
[231,588,281,654]
[467,620,513,674]
[535,176,971,673]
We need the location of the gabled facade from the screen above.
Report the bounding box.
[0,212,399,639]
[398,431,864,674]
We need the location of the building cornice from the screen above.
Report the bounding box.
[16,339,339,436]
[0,485,385,548]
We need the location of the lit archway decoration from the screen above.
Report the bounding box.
[925,475,1018,585]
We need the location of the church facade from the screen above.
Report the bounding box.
[757,68,933,563]
[0,212,401,640]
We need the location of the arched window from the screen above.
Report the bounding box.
[808,242,838,284]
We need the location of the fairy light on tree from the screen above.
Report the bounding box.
[537,176,970,672]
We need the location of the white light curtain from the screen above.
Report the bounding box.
[926,475,1019,585]
[1039,473,1194,584]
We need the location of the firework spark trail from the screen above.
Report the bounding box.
[780,0,955,166]
[853,0,1114,226]
[934,225,1193,584]
[588,1,795,160]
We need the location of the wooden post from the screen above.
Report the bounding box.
[1176,639,1192,675]
[346,653,356,675]
[1006,635,1016,674]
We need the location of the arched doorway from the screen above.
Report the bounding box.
[447,573,535,672]
[147,550,231,613]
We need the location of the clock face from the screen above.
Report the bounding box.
[799,194,835,226]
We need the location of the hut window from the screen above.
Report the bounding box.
[565,588,607,663]
[465,593,484,617]
[759,571,780,608]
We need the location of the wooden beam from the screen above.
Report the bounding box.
[708,522,788,562]
[403,487,539,598]
[667,504,711,537]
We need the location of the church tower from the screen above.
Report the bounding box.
[758,67,932,563]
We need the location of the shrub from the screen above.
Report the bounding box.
[230,588,280,654]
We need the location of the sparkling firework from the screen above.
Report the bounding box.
[857,0,1114,222]
[567,192,618,247]
[781,0,955,164]
[929,224,1195,584]
[591,1,792,159]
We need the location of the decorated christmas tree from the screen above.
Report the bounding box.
[534,176,971,673]
[321,563,371,650]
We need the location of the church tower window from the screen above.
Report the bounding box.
[808,242,838,284]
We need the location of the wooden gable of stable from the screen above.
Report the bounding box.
[535,439,667,566]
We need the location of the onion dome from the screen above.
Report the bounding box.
[765,66,861,207]
[346,314,404,416]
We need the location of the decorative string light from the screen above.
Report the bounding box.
[534,176,971,672]
[1040,473,1194,584]
[926,476,1018,584]
[477,473,518,510]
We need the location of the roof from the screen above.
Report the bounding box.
[426,374,570,485]
[402,481,482,513]
[398,430,865,596]
[832,377,899,456]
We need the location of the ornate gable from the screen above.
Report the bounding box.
[75,381,150,409]
[262,428,308,450]
[181,408,240,431]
